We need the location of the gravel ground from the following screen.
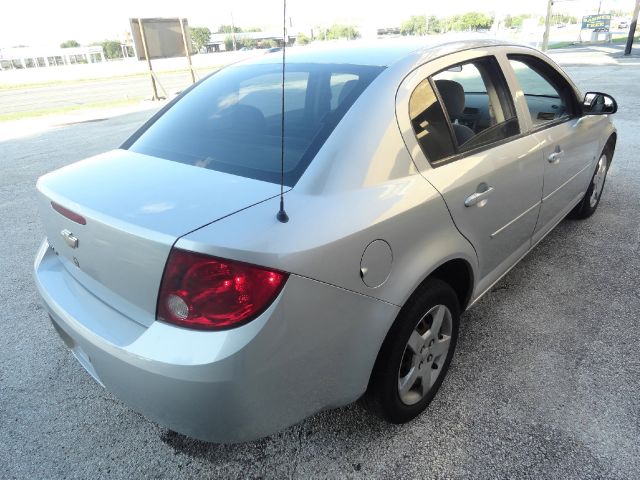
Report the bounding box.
[1,63,638,479]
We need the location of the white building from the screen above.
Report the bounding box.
[0,46,105,70]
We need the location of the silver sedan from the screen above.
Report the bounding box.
[34,38,617,443]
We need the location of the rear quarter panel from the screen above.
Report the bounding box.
[177,52,479,310]
[177,172,478,309]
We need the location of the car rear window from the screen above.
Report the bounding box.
[127,62,385,186]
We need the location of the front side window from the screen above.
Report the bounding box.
[128,63,384,186]
[508,55,576,127]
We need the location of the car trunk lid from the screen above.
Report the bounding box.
[36,149,280,327]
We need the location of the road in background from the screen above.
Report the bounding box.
[0,61,639,478]
[0,48,258,118]
[2,43,639,120]
[0,69,215,116]
[0,49,257,86]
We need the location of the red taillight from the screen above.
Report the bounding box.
[51,201,86,225]
[157,249,289,330]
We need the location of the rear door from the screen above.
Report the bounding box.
[504,53,599,242]
[396,48,544,295]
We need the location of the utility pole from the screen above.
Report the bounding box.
[625,0,640,55]
[230,11,237,51]
[179,18,196,84]
[138,18,159,101]
[542,0,553,51]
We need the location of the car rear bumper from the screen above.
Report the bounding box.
[34,240,399,443]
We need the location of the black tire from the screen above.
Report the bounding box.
[571,149,611,220]
[362,278,460,424]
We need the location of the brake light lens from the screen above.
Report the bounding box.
[157,249,288,330]
[51,201,86,225]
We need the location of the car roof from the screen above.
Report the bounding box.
[250,36,519,68]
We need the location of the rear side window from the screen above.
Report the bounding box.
[432,57,519,154]
[127,63,384,186]
[409,56,519,166]
[409,79,456,163]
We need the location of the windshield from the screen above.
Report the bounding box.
[127,62,385,186]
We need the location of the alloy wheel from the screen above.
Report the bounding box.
[590,154,608,208]
[397,304,453,405]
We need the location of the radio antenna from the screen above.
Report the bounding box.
[276,0,290,223]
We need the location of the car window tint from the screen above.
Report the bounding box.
[127,63,384,186]
[431,56,519,154]
[435,63,486,93]
[330,73,360,110]
[409,79,456,163]
[239,72,309,117]
[508,56,573,126]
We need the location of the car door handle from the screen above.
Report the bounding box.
[548,150,564,163]
[464,187,494,207]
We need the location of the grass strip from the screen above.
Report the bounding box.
[0,97,146,122]
[0,66,220,91]
[549,35,640,49]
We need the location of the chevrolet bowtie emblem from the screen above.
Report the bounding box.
[60,229,78,249]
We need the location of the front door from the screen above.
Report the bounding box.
[505,55,599,241]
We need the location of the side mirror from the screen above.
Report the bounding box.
[583,92,618,115]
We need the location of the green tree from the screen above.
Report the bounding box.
[504,14,513,28]
[447,12,494,31]
[400,15,441,35]
[218,25,242,34]
[93,40,122,59]
[427,16,441,34]
[401,16,427,35]
[514,14,531,28]
[296,33,311,45]
[240,38,257,49]
[261,39,279,48]
[60,40,80,48]
[190,26,211,52]
[224,35,256,50]
[504,14,531,29]
[224,35,235,51]
[551,14,578,25]
[323,24,359,40]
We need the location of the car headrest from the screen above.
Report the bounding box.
[435,79,465,118]
[213,104,266,133]
[338,79,359,105]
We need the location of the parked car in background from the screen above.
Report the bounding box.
[34,38,617,443]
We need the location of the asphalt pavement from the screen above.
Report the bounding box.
[0,63,639,479]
